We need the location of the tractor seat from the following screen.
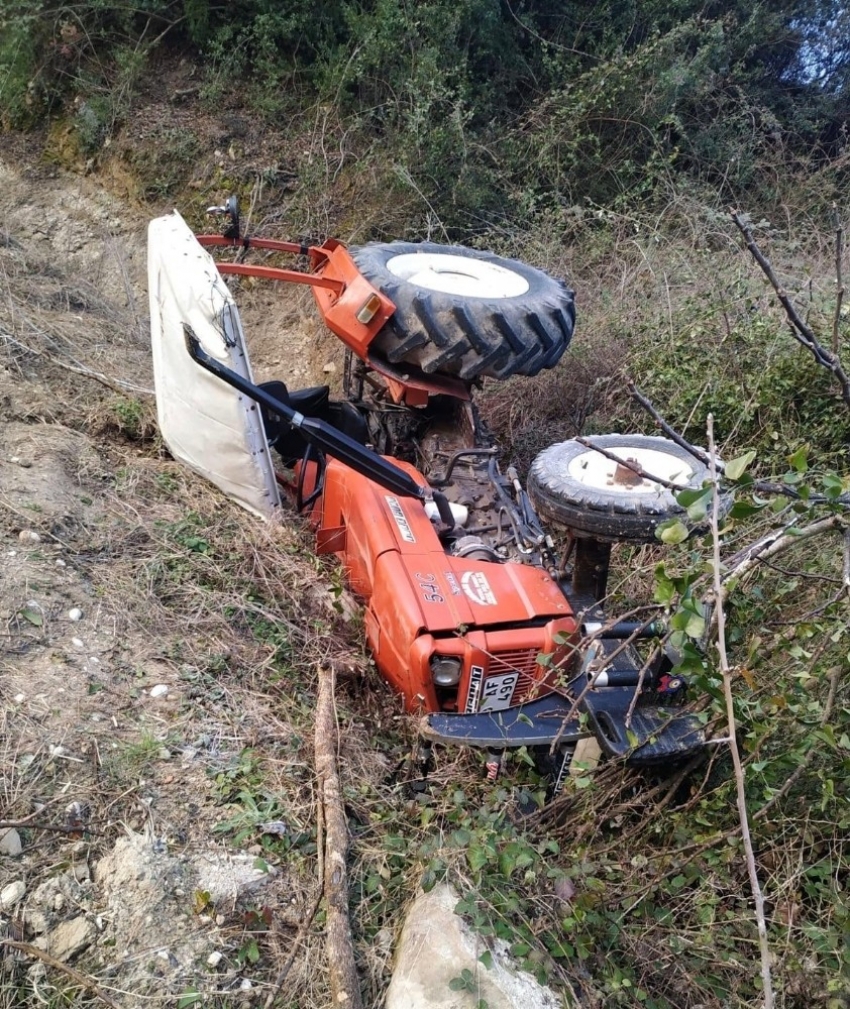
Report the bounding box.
[259,380,330,447]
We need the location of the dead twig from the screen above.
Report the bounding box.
[833,203,845,357]
[707,414,774,1009]
[0,939,122,1009]
[731,210,850,409]
[574,436,681,491]
[315,664,363,1009]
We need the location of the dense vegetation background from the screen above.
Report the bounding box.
[2,3,849,1007]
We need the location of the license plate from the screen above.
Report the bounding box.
[479,672,519,712]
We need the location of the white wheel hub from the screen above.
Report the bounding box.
[567,445,695,495]
[385,252,529,298]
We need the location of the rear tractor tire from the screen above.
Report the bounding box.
[350,242,575,381]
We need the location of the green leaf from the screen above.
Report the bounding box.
[653,564,676,606]
[19,605,43,627]
[467,846,489,872]
[656,518,688,544]
[787,445,809,473]
[677,486,712,521]
[177,992,201,1008]
[728,500,765,519]
[478,950,493,969]
[724,450,756,481]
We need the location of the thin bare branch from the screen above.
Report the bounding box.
[722,515,844,585]
[574,436,680,490]
[833,203,845,357]
[731,210,850,408]
[0,939,122,1009]
[708,413,774,1009]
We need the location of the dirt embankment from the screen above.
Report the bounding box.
[0,152,378,1008]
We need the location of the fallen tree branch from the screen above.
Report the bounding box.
[708,414,774,1009]
[315,664,363,1009]
[0,939,121,1009]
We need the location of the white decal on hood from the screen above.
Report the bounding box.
[385,496,416,543]
[461,570,497,606]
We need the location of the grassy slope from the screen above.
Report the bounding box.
[1,69,849,1008]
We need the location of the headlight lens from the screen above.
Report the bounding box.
[430,656,461,687]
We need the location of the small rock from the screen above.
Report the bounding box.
[13,693,25,704]
[18,529,41,543]
[0,828,23,857]
[48,745,67,758]
[239,979,252,991]
[42,916,96,962]
[0,880,26,908]
[70,862,90,883]
[322,362,337,374]
[158,747,172,760]
[68,608,83,621]
[149,684,169,698]
[156,949,170,961]
[207,951,223,968]
[56,559,66,567]
[53,893,65,912]
[24,908,49,935]
[72,637,84,648]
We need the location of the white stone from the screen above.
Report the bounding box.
[13,693,25,704]
[18,529,41,543]
[207,951,223,967]
[72,637,84,648]
[0,828,23,856]
[68,608,83,621]
[149,684,169,698]
[239,979,252,991]
[385,885,561,1009]
[56,559,66,567]
[0,880,26,908]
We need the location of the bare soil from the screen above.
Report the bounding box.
[0,151,379,1008]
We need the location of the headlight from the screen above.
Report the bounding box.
[430,656,461,687]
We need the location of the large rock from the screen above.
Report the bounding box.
[385,884,562,1009]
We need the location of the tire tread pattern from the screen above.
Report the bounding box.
[351,241,575,381]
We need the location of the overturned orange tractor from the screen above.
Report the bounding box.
[149,198,710,792]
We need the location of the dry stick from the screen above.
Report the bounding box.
[315,664,363,1009]
[722,515,843,585]
[627,379,850,507]
[832,203,845,357]
[0,939,122,1009]
[731,210,850,409]
[574,436,680,490]
[707,414,774,1009]
[1,331,155,397]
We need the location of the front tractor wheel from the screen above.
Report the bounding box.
[350,241,575,381]
[528,434,720,542]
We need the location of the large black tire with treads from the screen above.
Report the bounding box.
[350,242,575,381]
[528,435,721,542]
